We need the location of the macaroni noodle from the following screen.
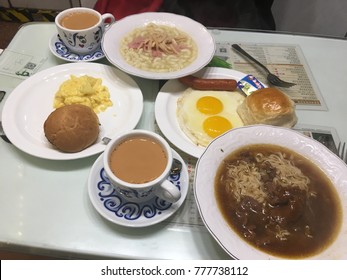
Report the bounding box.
[120,23,198,72]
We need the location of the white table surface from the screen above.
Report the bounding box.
[0,23,346,259]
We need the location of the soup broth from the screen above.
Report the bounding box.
[215,144,342,259]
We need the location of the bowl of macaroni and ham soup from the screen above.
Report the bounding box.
[102,12,215,79]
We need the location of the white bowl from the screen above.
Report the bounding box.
[194,125,347,259]
[102,12,215,80]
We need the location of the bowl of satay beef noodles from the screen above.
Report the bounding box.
[102,12,215,79]
[194,124,347,259]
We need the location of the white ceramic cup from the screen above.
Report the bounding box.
[55,7,115,54]
[103,130,181,203]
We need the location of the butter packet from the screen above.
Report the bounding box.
[237,74,264,96]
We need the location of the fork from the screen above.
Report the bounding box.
[337,142,346,163]
[231,44,296,88]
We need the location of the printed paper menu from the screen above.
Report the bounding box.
[0,50,46,79]
[214,42,327,110]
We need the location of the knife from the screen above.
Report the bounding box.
[0,90,11,144]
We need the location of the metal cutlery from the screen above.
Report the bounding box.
[102,136,111,145]
[0,90,11,144]
[0,121,11,143]
[0,90,5,103]
[170,158,183,176]
[337,142,346,163]
[231,44,296,88]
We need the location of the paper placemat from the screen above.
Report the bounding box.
[214,42,326,110]
[0,49,47,79]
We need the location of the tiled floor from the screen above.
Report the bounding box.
[0,21,23,49]
[0,250,58,260]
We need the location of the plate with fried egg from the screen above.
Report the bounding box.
[155,67,251,158]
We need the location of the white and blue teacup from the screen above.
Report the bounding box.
[103,130,181,204]
[55,7,115,54]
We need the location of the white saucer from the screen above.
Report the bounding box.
[88,149,189,227]
[49,34,105,62]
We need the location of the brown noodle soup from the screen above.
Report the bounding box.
[214,144,342,259]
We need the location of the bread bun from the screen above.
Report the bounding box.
[237,88,297,128]
[44,104,99,152]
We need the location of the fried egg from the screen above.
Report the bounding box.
[176,88,245,147]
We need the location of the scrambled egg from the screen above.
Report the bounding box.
[53,75,112,113]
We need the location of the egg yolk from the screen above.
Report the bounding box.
[196,96,223,115]
[203,116,232,138]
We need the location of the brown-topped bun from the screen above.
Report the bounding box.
[44,104,99,152]
[237,88,298,128]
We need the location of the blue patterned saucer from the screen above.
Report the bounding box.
[88,149,189,227]
[49,34,105,62]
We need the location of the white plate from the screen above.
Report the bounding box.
[195,125,347,259]
[88,149,189,227]
[102,12,215,80]
[2,63,143,160]
[155,67,248,158]
[49,34,105,62]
